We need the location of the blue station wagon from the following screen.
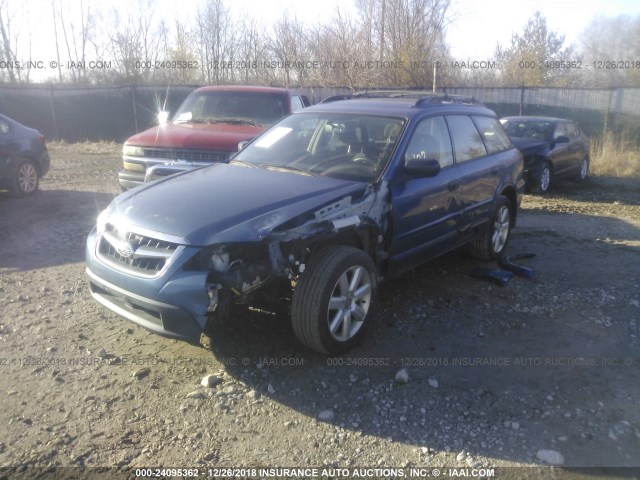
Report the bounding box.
[86,92,524,354]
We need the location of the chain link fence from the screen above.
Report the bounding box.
[1,85,639,142]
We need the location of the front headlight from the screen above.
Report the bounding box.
[96,203,114,234]
[123,144,144,157]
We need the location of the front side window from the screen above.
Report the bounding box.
[566,122,579,138]
[446,115,487,163]
[473,116,512,154]
[404,116,454,167]
[173,91,287,126]
[233,112,406,182]
[553,123,567,140]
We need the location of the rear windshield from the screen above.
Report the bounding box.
[501,119,555,141]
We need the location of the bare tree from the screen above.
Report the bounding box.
[104,0,168,84]
[51,0,98,83]
[162,19,200,84]
[194,0,239,83]
[235,15,268,84]
[0,0,23,82]
[265,13,310,87]
[309,8,368,88]
[579,15,640,87]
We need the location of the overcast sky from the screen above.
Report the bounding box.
[8,0,640,67]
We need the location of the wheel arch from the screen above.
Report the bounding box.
[499,185,518,227]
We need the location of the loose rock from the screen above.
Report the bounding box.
[132,368,150,380]
[395,369,409,384]
[201,375,222,388]
[318,410,335,421]
[536,449,565,465]
[186,391,206,400]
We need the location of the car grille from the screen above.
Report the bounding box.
[142,147,231,163]
[97,224,180,276]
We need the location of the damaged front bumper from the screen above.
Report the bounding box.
[85,227,210,342]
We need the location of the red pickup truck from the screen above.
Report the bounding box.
[118,85,310,190]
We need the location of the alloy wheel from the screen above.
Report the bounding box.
[327,265,372,341]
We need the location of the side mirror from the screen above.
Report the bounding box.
[238,140,249,151]
[158,111,171,125]
[404,156,441,177]
[554,135,569,144]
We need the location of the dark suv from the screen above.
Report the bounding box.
[118,86,309,190]
[86,92,524,354]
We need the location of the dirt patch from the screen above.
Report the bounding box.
[1,144,639,476]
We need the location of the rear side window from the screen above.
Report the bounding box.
[446,115,487,162]
[405,116,454,168]
[472,116,512,153]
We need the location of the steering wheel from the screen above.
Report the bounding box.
[352,153,377,168]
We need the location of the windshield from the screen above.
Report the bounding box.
[501,119,554,140]
[173,91,287,126]
[232,112,406,183]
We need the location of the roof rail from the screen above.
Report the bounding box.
[320,90,483,106]
[413,93,482,106]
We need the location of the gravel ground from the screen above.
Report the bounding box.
[0,143,639,479]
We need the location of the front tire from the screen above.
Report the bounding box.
[531,161,552,194]
[291,246,377,355]
[470,195,512,261]
[13,158,39,195]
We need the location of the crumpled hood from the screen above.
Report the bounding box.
[125,122,264,151]
[510,137,550,157]
[111,164,365,246]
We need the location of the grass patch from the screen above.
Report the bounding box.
[48,140,121,156]
[590,133,640,177]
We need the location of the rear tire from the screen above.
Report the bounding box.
[470,195,512,261]
[577,156,589,182]
[13,158,39,195]
[291,246,377,355]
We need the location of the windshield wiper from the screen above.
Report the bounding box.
[260,164,315,176]
[207,118,265,127]
[229,159,258,168]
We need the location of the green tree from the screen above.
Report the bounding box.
[495,11,574,86]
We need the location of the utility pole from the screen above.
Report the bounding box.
[433,61,438,93]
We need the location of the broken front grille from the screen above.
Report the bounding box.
[97,224,180,276]
[143,147,231,163]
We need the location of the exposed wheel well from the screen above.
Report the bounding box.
[500,186,518,227]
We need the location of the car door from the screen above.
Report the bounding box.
[565,121,587,174]
[550,122,573,176]
[388,115,463,274]
[446,115,502,230]
[0,117,16,171]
